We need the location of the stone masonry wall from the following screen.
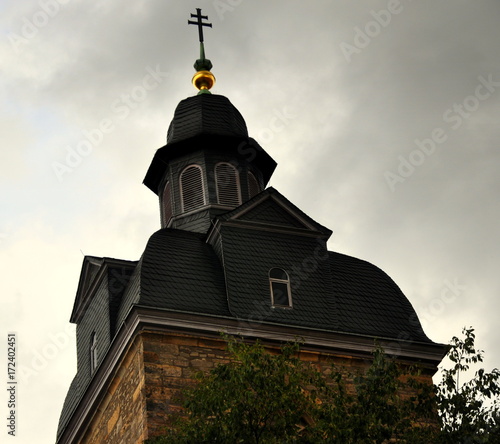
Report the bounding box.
[76,331,435,443]
[79,336,146,444]
[142,332,232,438]
[141,331,434,440]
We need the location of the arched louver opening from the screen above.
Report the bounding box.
[90,332,98,374]
[180,165,205,212]
[162,181,172,226]
[269,268,292,308]
[248,171,261,199]
[215,162,241,207]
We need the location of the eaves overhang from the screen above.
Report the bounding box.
[143,134,277,194]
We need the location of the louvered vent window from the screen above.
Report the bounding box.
[180,165,205,212]
[162,181,172,226]
[248,171,261,198]
[215,162,241,207]
[269,268,292,308]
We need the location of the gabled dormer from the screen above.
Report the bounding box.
[70,257,136,381]
[206,187,337,330]
[211,187,333,236]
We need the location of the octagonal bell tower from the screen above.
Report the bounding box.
[143,11,276,233]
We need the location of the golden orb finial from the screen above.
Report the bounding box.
[192,70,216,93]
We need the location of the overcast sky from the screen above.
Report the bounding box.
[1,1,500,442]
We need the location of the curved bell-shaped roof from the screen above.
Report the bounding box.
[116,226,435,345]
[144,93,276,195]
[167,94,248,144]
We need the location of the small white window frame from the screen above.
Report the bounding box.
[269,268,292,308]
[90,332,98,373]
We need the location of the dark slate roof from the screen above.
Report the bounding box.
[209,188,429,343]
[217,187,333,237]
[138,228,231,316]
[130,224,430,344]
[144,93,276,195]
[329,251,430,342]
[167,94,248,144]
[115,258,142,331]
[57,376,80,440]
[219,226,339,331]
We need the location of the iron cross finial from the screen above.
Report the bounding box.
[188,8,212,43]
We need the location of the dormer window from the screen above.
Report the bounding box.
[269,268,292,308]
[90,332,98,373]
[180,165,205,212]
[215,162,241,207]
[162,181,172,227]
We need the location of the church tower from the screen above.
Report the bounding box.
[144,8,276,235]
[56,10,446,444]
[144,91,276,234]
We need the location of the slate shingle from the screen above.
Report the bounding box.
[139,228,231,316]
[130,221,431,344]
[167,94,248,144]
[329,251,431,343]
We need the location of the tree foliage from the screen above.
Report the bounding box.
[149,328,500,444]
[152,339,323,443]
[436,328,500,443]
